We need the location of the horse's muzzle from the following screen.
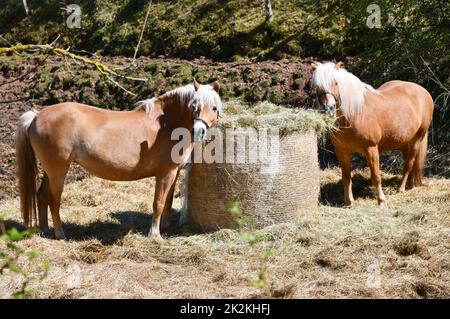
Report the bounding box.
[192,119,208,142]
[325,102,336,116]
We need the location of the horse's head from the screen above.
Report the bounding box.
[311,62,343,116]
[189,78,222,142]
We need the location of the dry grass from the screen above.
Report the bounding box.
[0,168,449,298]
[220,101,337,137]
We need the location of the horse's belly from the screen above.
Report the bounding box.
[73,144,157,181]
[378,123,421,151]
[75,157,154,181]
[378,140,407,152]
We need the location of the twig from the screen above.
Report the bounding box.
[420,56,450,94]
[0,42,148,96]
[107,76,136,97]
[132,0,152,65]
[0,35,14,46]
[49,35,61,47]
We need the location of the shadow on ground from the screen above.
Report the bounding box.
[320,173,402,206]
[62,210,195,245]
[3,174,405,243]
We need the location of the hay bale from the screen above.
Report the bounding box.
[183,101,335,231]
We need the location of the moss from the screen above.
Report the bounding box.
[21,55,312,111]
[268,88,285,105]
[271,73,285,85]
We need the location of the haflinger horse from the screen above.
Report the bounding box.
[311,62,434,206]
[16,79,222,240]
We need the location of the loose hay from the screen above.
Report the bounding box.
[184,102,334,231]
[0,169,449,298]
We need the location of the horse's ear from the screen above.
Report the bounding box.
[211,81,220,92]
[193,78,200,91]
[311,63,317,70]
[335,62,343,69]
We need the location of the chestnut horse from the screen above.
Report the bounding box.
[311,62,434,206]
[16,79,222,239]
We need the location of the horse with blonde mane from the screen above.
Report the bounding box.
[311,62,434,206]
[16,79,222,239]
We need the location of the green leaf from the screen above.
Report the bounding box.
[41,260,49,273]
[262,249,274,260]
[0,211,10,220]
[8,262,24,274]
[227,201,241,215]
[27,250,40,259]
[7,228,26,241]
[250,271,267,289]
[13,289,33,299]
[241,231,260,245]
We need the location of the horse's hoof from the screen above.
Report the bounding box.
[55,231,66,240]
[378,200,387,208]
[152,235,164,241]
[397,188,405,193]
[148,232,164,241]
[344,200,354,207]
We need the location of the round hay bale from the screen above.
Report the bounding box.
[183,101,334,232]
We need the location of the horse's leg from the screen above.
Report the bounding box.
[47,172,68,239]
[335,148,354,206]
[37,173,50,232]
[398,139,421,192]
[150,170,178,239]
[365,146,386,206]
[400,145,414,190]
[161,170,179,231]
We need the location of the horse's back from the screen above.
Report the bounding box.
[364,80,434,150]
[27,102,165,180]
[378,81,434,126]
[378,81,434,112]
[30,103,98,151]
[29,103,135,166]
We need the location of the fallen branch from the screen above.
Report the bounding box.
[0,43,148,96]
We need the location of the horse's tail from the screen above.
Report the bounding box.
[16,110,39,228]
[413,131,428,187]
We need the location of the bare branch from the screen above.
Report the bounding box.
[0,42,148,96]
[22,0,29,15]
[133,0,152,65]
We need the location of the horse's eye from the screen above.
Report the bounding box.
[212,106,217,112]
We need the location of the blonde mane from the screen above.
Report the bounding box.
[135,83,222,114]
[311,62,378,119]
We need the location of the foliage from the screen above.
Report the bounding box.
[0,211,48,299]
[228,201,277,296]
[1,1,447,83]
[1,0,447,132]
